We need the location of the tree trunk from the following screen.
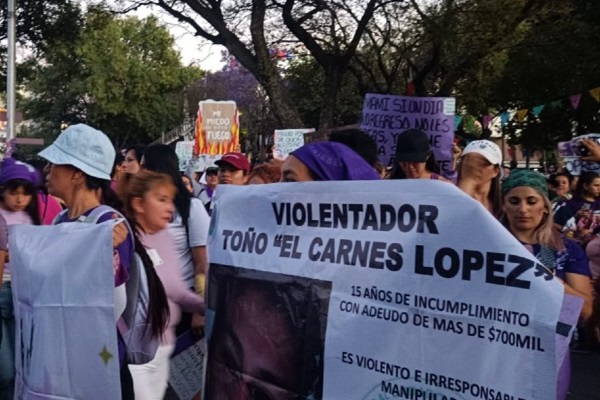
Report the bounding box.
[249,0,304,129]
[318,65,341,129]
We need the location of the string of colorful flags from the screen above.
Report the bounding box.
[454,86,600,132]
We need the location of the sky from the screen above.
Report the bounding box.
[130,4,225,71]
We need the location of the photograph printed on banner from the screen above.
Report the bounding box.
[205,264,332,400]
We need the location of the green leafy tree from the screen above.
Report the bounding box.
[22,8,202,146]
[0,0,81,91]
[488,1,600,153]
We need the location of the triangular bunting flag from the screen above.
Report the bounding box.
[500,112,510,127]
[516,109,529,122]
[590,87,600,103]
[570,94,582,110]
[454,115,463,131]
[550,100,563,109]
[483,115,493,129]
[532,105,545,117]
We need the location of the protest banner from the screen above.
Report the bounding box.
[557,134,600,176]
[361,94,456,172]
[9,222,120,399]
[206,180,571,400]
[176,141,222,172]
[194,100,239,155]
[273,129,313,160]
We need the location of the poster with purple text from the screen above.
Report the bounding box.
[361,94,456,172]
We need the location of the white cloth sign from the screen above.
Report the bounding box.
[206,181,564,400]
[273,129,313,160]
[176,141,222,172]
[9,222,120,400]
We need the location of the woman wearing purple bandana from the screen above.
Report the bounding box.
[280,142,380,182]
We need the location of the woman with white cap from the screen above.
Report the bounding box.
[457,140,503,218]
[38,124,169,398]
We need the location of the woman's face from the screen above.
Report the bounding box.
[555,176,570,197]
[584,177,600,198]
[133,184,175,233]
[45,164,78,199]
[124,150,141,174]
[280,156,313,182]
[460,153,499,183]
[502,187,547,234]
[399,161,424,179]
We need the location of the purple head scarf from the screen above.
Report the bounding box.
[290,142,380,181]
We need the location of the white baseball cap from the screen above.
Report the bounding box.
[462,140,502,165]
[38,124,116,180]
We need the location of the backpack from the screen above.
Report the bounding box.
[56,205,159,365]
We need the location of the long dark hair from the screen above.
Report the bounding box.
[128,217,170,338]
[574,171,600,199]
[142,145,192,234]
[125,145,147,164]
[0,179,42,225]
[85,175,124,211]
[87,173,170,339]
[457,156,503,218]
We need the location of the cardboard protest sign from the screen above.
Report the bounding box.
[169,333,205,400]
[273,129,313,160]
[206,181,566,400]
[176,141,222,172]
[194,100,239,155]
[10,222,120,399]
[361,94,456,172]
[557,134,600,176]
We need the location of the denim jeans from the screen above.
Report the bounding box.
[0,282,15,398]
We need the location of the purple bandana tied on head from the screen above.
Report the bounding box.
[290,142,380,181]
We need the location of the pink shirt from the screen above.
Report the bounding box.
[141,229,204,345]
[37,193,63,225]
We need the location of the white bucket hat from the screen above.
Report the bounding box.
[38,124,116,180]
[462,140,502,165]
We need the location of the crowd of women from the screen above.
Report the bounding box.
[0,122,597,399]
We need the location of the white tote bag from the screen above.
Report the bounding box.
[9,221,121,400]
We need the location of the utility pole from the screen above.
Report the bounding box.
[6,0,17,144]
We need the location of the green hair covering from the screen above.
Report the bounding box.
[501,169,549,198]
